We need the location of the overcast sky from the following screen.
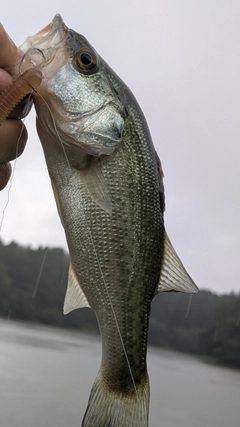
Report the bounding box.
[1,0,240,295]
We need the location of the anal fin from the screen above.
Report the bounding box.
[156,233,198,295]
[63,263,90,314]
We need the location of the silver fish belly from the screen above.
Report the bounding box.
[20,14,198,427]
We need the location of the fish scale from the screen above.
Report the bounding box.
[20,14,198,427]
[57,119,161,390]
[95,122,161,384]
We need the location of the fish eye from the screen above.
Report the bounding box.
[74,50,98,74]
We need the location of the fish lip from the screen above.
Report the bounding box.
[39,14,68,45]
[19,14,68,53]
[64,99,125,120]
[51,14,65,29]
[66,136,123,156]
[18,14,69,78]
[31,14,65,41]
[68,133,123,149]
[60,126,124,156]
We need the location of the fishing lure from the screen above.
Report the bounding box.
[0,68,42,125]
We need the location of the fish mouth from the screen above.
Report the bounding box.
[18,14,68,79]
[20,14,67,53]
[64,132,123,157]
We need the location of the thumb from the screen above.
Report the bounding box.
[0,162,12,190]
[0,119,28,163]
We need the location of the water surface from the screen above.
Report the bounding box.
[0,320,239,426]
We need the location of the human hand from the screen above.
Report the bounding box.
[0,24,30,190]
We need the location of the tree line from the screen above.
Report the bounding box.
[0,240,239,367]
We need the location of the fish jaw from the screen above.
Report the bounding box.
[19,15,69,81]
[19,15,67,52]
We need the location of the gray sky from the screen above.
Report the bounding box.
[1,0,240,295]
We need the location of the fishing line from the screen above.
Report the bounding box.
[236,312,240,327]
[39,78,140,402]
[60,254,69,284]
[81,205,139,401]
[32,247,48,298]
[1,88,70,234]
[185,294,193,319]
[0,116,27,234]
[36,92,71,168]
[213,321,219,342]
[5,68,140,402]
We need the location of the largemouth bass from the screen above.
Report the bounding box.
[19,15,198,427]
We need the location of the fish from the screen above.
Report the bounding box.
[18,15,198,427]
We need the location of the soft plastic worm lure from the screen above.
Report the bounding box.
[0,68,42,125]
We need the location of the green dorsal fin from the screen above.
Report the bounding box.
[63,263,90,314]
[156,233,198,295]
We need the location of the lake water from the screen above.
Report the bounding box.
[0,319,239,427]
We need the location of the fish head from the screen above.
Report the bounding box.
[20,15,125,158]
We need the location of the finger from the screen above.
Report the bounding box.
[0,69,33,120]
[0,24,20,68]
[0,68,13,92]
[7,95,33,120]
[0,162,12,190]
[0,119,27,162]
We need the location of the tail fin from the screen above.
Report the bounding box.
[82,371,149,427]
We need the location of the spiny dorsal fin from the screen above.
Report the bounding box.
[63,263,90,314]
[155,150,165,213]
[156,233,198,295]
[80,160,112,216]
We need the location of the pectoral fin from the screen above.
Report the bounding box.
[156,233,198,295]
[80,160,112,216]
[63,263,90,314]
